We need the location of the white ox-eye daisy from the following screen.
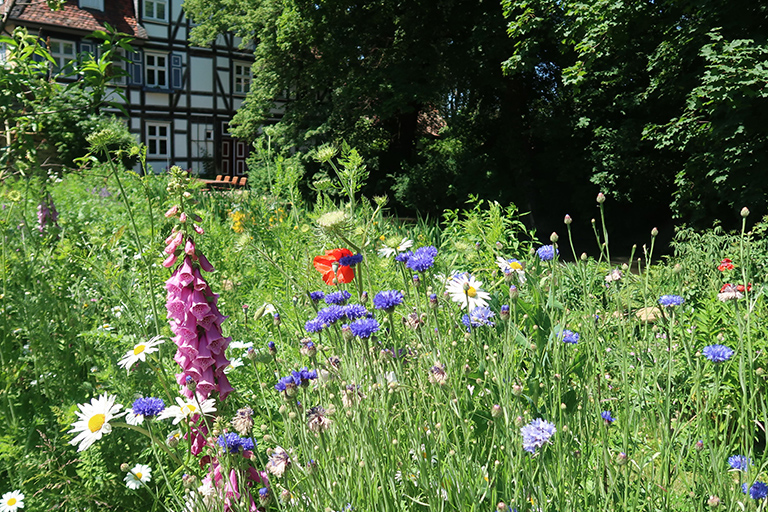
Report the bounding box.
[445,272,491,310]
[117,335,164,372]
[124,463,152,489]
[0,490,24,512]
[157,396,216,425]
[68,393,124,452]
[378,237,414,258]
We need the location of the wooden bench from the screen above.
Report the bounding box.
[199,175,248,191]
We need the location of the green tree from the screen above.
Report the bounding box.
[184,0,539,214]
[502,0,768,227]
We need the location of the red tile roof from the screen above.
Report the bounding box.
[6,0,148,39]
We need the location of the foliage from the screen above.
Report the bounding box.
[501,0,768,228]
[0,25,134,178]
[4,144,768,511]
[184,0,534,216]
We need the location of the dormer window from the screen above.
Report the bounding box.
[144,0,168,22]
[79,0,104,10]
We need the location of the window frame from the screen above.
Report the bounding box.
[146,122,170,158]
[49,38,76,73]
[233,62,252,95]
[79,0,104,10]
[144,51,168,89]
[143,0,168,22]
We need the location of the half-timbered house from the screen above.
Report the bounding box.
[2,0,254,175]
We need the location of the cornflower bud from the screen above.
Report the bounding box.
[550,232,559,243]
[741,207,750,218]
[651,227,659,237]
[564,214,572,225]
[596,192,606,204]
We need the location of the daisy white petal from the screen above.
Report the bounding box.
[117,336,165,372]
[157,396,216,425]
[0,490,24,512]
[68,393,124,451]
[445,272,491,310]
[124,463,152,490]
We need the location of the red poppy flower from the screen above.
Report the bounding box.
[313,248,355,286]
[718,258,734,271]
[736,283,752,293]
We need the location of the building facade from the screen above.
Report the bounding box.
[2,0,255,175]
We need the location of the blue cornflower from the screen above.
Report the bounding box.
[560,329,580,344]
[275,374,300,392]
[658,295,684,307]
[240,437,256,451]
[406,246,437,272]
[520,418,556,454]
[316,305,346,325]
[218,432,242,453]
[601,411,615,424]
[350,317,380,338]
[395,251,412,263]
[536,245,558,261]
[344,304,369,320]
[743,481,768,500]
[268,341,277,355]
[325,290,352,305]
[132,397,165,418]
[339,253,363,267]
[309,291,325,302]
[703,344,734,363]
[373,290,404,311]
[729,455,752,471]
[461,306,496,330]
[304,317,324,333]
[296,367,318,383]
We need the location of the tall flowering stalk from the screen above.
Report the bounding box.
[163,167,233,402]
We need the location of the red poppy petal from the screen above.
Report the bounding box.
[336,266,355,284]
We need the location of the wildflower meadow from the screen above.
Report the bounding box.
[2,142,768,512]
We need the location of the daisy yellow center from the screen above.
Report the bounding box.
[8,498,16,506]
[466,287,477,298]
[88,413,106,432]
[135,472,143,479]
[510,261,523,270]
[182,404,197,415]
[133,344,146,355]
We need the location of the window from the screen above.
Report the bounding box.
[144,0,167,21]
[234,62,251,95]
[146,123,170,157]
[49,39,76,72]
[145,52,167,88]
[79,0,103,10]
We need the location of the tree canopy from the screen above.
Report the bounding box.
[184,0,768,231]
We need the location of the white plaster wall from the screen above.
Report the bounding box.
[190,56,213,91]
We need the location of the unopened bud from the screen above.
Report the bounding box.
[707,495,721,507]
[580,252,588,261]
[564,214,572,225]
[741,207,750,218]
[491,404,502,418]
[512,384,523,396]
[509,286,518,300]
[497,502,508,511]
[651,227,659,237]
[120,463,130,472]
[550,232,559,243]
[596,192,606,204]
[616,452,628,465]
